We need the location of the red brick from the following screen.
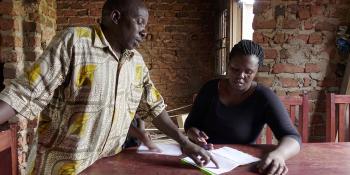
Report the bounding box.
[253,32,268,44]
[282,19,299,29]
[26,36,41,48]
[69,17,95,25]
[287,4,298,14]
[308,33,323,44]
[304,21,314,30]
[295,34,309,43]
[172,34,186,40]
[256,77,274,86]
[273,64,304,73]
[287,91,303,96]
[310,5,323,16]
[315,22,336,31]
[329,7,348,18]
[1,35,17,48]
[3,66,16,79]
[90,8,101,16]
[0,2,13,15]
[258,65,270,72]
[273,33,286,44]
[275,89,286,96]
[304,77,311,86]
[298,6,311,20]
[1,51,19,62]
[57,2,71,9]
[253,18,276,29]
[253,2,270,15]
[60,9,77,16]
[0,18,17,31]
[280,78,299,87]
[264,48,278,59]
[305,63,321,73]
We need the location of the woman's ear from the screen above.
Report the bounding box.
[111,10,121,24]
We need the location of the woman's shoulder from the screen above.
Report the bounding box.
[255,83,278,100]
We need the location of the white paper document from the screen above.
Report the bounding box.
[181,147,260,175]
[137,143,182,156]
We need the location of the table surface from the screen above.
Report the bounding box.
[80,142,350,175]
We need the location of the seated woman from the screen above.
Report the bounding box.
[185,40,300,175]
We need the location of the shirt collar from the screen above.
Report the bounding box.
[93,25,109,48]
[93,25,135,60]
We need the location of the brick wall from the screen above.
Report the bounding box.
[253,0,350,142]
[0,0,56,174]
[56,0,216,111]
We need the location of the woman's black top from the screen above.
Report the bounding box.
[184,79,301,144]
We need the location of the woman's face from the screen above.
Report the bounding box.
[227,54,259,92]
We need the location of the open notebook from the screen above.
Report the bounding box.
[137,143,182,156]
[181,147,260,175]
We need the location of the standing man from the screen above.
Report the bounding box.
[0,0,216,174]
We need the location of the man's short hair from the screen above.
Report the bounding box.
[102,0,146,19]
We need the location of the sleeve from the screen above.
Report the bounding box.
[263,89,302,145]
[184,80,216,131]
[141,65,166,119]
[0,29,74,120]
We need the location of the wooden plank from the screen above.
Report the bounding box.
[301,94,309,142]
[334,95,350,103]
[0,130,11,152]
[290,105,296,123]
[266,127,273,144]
[0,148,12,175]
[339,104,346,142]
[326,93,336,142]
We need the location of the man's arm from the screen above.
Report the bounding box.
[0,101,17,125]
[152,110,218,167]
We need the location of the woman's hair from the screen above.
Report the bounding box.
[229,40,264,66]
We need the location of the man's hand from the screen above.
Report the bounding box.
[151,110,218,167]
[187,127,214,150]
[181,141,218,168]
[256,151,288,175]
[142,132,161,153]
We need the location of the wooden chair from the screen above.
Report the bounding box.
[0,123,17,175]
[326,93,350,142]
[257,94,309,144]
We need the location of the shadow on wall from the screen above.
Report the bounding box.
[311,35,344,142]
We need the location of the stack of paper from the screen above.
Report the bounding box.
[181,147,260,175]
[137,143,182,156]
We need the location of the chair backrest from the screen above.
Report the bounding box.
[256,94,309,144]
[326,93,350,142]
[0,123,17,175]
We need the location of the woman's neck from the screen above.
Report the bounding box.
[218,79,257,106]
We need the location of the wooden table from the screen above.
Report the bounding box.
[80,143,350,175]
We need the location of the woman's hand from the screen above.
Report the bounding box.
[257,151,288,175]
[186,127,214,150]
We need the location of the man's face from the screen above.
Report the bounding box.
[116,6,149,50]
[227,55,259,92]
